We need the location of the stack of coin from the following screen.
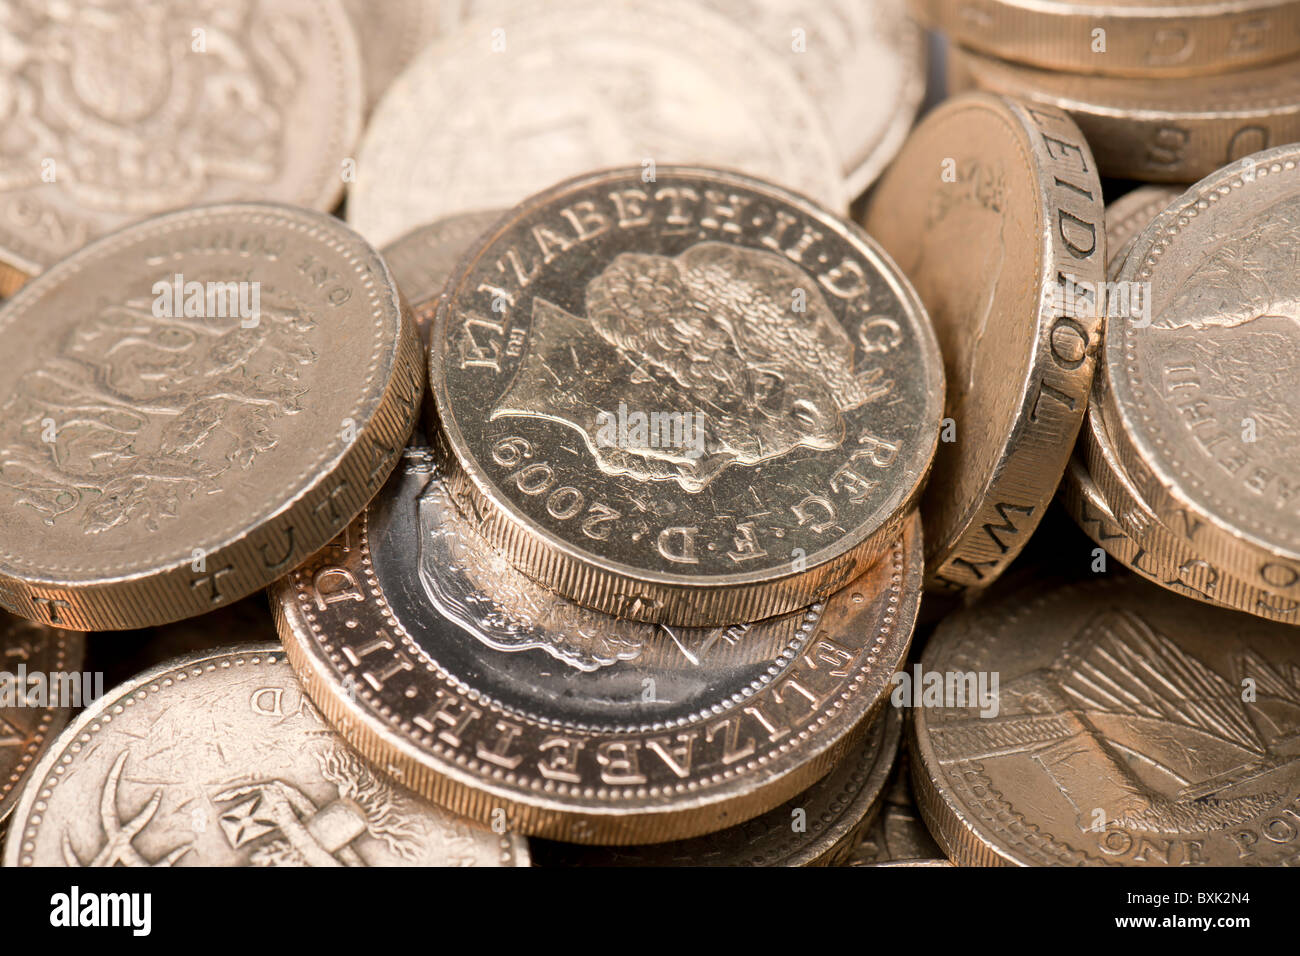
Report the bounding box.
[914,0,1300,182]
[1061,144,1300,626]
[273,162,947,845]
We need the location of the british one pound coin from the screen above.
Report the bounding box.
[863,94,1106,593]
[529,704,902,866]
[911,576,1300,866]
[914,0,1300,78]
[1099,143,1300,596]
[2,644,528,866]
[948,46,1300,183]
[429,166,943,626]
[346,0,847,248]
[272,447,924,844]
[0,0,363,288]
[0,203,424,630]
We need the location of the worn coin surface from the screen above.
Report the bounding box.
[912,576,1300,866]
[0,203,423,631]
[3,644,528,866]
[382,210,502,338]
[1100,144,1300,595]
[0,614,83,824]
[272,447,923,844]
[347,0,847,248]
[530,704,902,866]
[430,166,942,625]
[914,0,1300,78]
[0,0,363,288]
[948,46,1300,183]
[864,94,1105,593]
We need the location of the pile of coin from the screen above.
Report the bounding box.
[0,0,1298,870]
[916,0,1300,183]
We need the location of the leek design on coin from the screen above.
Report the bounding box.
[0,204,424,631]
[0,615,83,824]
[272,446,923,844]
[1099,144,1300,598]
[0,0,363,290]
[911,577,1300,866]
[347,0,848,247]
[913,0,1300,78]
[3,645,528,867]
[529,705,902,866]
[864,94,1106,593]
[429,167,943,626]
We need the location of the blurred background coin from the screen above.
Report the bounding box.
[3,644,528,867]
[947,46,1300,183]
[530,705,902,866]
[914,0,1300,78]
[430,166,943,625]
[273,449,923,844]
[1100,143,1300,592]
[0,203,423,630]
[341,0,443,116]
[864,93,1105,593]
[911,576,1300,866]
[0,0,363,290]
[347,0,847,248]
[0,614,82,824]
[382,210,502,339]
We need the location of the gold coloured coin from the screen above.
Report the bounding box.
[1062,451,1300,623]
[1099,143,1300,595]
[529,705,902,866]
[429,166,943,626]
[948,46,1300,183]
[272,448,923,844]
[0,204,424,631]
[0,0,363,288]
[911,576,1300,866]
[3,645,529,866]
[863,93,1105,593]
[914,0,1300,78]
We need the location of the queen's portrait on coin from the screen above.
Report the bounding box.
[489,241,891,493]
